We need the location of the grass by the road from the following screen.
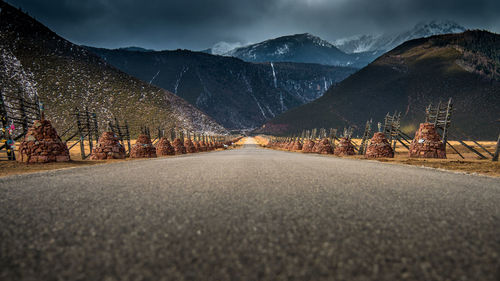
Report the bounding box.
[254,136,500,177]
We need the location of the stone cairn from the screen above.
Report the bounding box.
[365,132,394,158]
[302,139,316,153]
[90,132,126,160]
[291,140,303,151]
[156,137,175,156]
[312,140,322,153]
[315,138,334,154]
[198,140,208,152]
[334,137,355,156]
[194,140,202,151]
[184,138,197,153]
[130,134,157,158]
[409,123,446,159]
[17,119,70,163]
[172,138,187,155]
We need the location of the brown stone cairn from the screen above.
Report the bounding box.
[209,141,217,150]
[130,134,157,158]
[302,140,316,153]
[312,140,322,153]
[156,137,175,156]
[90,132,126,160]
[172,138,187,154]
[184,139,197,153]
[18,119,70,163]
[334,137,355,156]
[365,132,394,158]
[409,123,446,159]
[206,141,214,151]
[199,141,208,152]
[315,138,334,154]
[194,141,202,151]
[292,141,303,151]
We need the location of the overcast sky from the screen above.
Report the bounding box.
[7,0,500,51]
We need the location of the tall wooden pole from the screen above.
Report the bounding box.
[493,133,500,162]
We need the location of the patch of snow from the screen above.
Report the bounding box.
[270,62,277,88]
[251,94,267,119]
[211,41,244,55]
[0,45,38,99]
[149,70,160,85]
[279,92,285,112]
[275,44,289,56]
[174,66,188,94]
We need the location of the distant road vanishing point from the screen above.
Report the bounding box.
[1,138,499,280]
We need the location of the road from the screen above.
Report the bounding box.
[1,138,499,280]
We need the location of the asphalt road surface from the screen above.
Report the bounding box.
[1,138,499,280]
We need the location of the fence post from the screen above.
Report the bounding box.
[124,120,131,155]
[115,118,123,143]
[493,134,500,162]
[18,97,29,135]
[92,112,99,143]
[85,108,93,156]
[75,109,86,159]
[0,93,15,160]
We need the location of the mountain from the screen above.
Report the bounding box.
[118,46,155,52]
[85,46,357,129]
[335,20,467,54]
[258,30,500,140]
[224,33,372,67]
[0,1,225,135]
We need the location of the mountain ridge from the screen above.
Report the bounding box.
[335,20,467,54]
[86,46,357,129]
[0,1,226,134]
[257,30,500,140]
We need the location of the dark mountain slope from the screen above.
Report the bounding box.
[86,47,357,129]
[259,31,500,140]
[0,1,225,134]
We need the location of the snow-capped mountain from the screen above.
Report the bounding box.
[225,33,356,67]
[335,20,466,54]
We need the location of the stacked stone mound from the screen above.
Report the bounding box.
[194,141,202,151]
[315,138,334,154]
[156,137,175,156]
[199,141,208,152]
[302,140,316,153]
[90,132,126,160]
[214,142,221,149]
[130,134,157,158]
[184,139,197,153]
[409,123,446,159]
[172,138,187,154]
[365,133,394,158]
[206,141,214,151]
[312,141,322,153]
[334,137,355,156]
[17,119,70,163]
[292,141,303,151]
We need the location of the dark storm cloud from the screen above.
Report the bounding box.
[6,0,500,50]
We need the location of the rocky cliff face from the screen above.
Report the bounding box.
[86,47,357,129]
